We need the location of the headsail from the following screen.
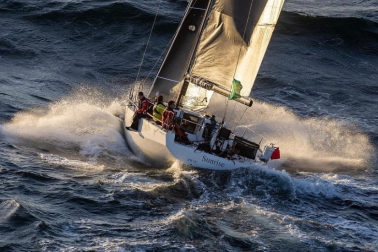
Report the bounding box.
[148,0,211,102]
[189,0,285,98]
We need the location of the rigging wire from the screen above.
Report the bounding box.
[144,0,200,98]
[238,124,273,145]
[222,0,254,122]
[232,0,254,79]
[232,106,249,131]
[142,34,175,86]
[228,102,238,123]
[134,0,163,91]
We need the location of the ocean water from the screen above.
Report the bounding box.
[1,0,378,251]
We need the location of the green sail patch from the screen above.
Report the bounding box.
[228,79,242,100]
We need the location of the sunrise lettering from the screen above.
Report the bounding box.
[202,156,225,167]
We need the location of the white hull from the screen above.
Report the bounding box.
[124,106,260,170]
[124,106,176,167]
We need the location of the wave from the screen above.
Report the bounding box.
[0,101,22,117]
[0,38,37,58]
[278,11,378,34]
[14,170,58,182]
[23,1,180,25]
[5,1,378,44]
[277,11,378,54]
[40,154,105,171]
[0,1,28,13]
[0,199,38,226]
[0,199,21,222]
[19,3,378,52]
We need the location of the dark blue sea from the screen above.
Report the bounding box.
[1,0,378,251]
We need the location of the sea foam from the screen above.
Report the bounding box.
[1,86,130,158]
[207,96,375,172]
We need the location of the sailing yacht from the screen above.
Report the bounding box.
[124,0,284,170]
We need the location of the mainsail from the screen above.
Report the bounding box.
[148,0,211,102]
[149,0,285,107]
[190,0,285,98]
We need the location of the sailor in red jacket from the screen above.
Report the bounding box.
[129,92,149,130]
[162,100,175,129]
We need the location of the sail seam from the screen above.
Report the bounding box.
[189,7,206,11]
[157,76,180,83]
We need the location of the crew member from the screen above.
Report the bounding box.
[162,101,175,129]
[153,95,165,125]
[129,92,149,130]
[147,91,160,116]
[174,119,190,144]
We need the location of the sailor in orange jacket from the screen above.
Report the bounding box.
[129,92,149,130]
[162,101,175,130]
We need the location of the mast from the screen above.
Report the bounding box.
[176,0,215,107]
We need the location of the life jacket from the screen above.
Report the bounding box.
[162,108,175,129]
[153,103,166,121]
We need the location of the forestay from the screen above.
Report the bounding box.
[190,0,285,97]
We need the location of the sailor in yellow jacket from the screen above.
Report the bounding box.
[153,95,166,125]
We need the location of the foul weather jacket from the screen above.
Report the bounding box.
[153,103,166,122]
[162,108,174,129]
[135,97,149,114]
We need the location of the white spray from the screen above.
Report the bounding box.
[1,86,130,158]
[207,97,375,171]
